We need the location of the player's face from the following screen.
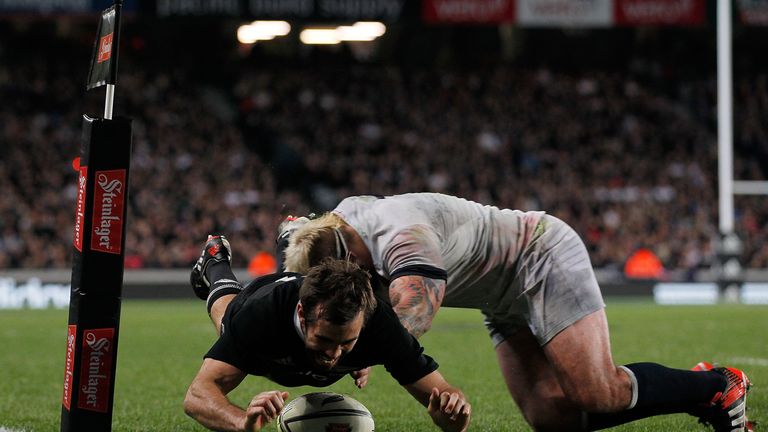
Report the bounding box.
[302,311,364,371]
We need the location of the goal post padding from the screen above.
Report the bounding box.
[61,115,132,432]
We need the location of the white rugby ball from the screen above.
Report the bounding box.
[277,392,375,432]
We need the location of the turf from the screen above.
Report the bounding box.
[0,299,765,431]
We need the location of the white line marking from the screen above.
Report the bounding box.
[728,357,768,367]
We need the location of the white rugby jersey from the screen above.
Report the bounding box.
[333,193,544,309]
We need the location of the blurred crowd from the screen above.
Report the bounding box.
[233,65,768,272]
[1,41,767,274]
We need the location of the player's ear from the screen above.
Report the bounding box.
[297,301,305,322]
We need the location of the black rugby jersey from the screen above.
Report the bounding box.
[205,272,437,387]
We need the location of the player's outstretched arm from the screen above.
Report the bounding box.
[389,275,446,338]
[184,358,288,431]
[403,370,471,432]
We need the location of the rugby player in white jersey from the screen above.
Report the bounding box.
[264,193,753,432]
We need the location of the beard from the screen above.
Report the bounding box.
[306,350,342,371]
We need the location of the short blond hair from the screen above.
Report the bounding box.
[284,213,347,274]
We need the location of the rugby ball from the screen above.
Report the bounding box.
[277,392,375,432]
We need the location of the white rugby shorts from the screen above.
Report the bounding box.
[483,214,606,346]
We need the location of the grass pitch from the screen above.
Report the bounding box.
[0,299,765,431]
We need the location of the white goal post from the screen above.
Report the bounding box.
[716,0,768,293]
[718,0,768,236]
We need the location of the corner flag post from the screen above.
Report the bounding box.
[61,1,133,431]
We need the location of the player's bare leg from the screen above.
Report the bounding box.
[495,328,583,431]
[208,294,237,335]
[543,309,632,413]
[544,309,743,431]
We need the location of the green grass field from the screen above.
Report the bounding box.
[0,299,765,431]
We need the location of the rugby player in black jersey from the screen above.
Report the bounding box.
[184,236,470,432]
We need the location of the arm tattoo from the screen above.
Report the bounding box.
[389,276,446,338]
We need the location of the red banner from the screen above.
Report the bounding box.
[423,0,516,24]
[73,166,88,252]
[96,33,114,64]
[62,325,77,410]
[77,328,115,413]
[90,169,126,255]
[614,0,705,25]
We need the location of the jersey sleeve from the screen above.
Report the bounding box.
[382,225,447,281]
[204,325,250,372]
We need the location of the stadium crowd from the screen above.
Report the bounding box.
[1,34,767,274]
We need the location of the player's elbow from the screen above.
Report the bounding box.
[183,385,202,419]
[182,391,195,418]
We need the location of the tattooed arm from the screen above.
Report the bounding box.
[388,275,446,338]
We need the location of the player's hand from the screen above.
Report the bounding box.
[242,390,289,431]
[427,387,471,432]
[349,367,371,389]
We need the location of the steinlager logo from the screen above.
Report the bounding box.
[91,169,126,254]
[77,328,115,413]
[62,325,77,410]
[73,166,87,251]
[97,32,114,63]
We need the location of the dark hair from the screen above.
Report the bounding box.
[300,258,377,326]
